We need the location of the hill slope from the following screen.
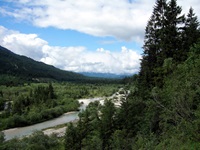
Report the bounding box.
[0,46,87,83]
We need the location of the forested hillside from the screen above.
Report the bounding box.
[0,46,87,84]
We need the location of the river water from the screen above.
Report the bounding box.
[2,97,104,140]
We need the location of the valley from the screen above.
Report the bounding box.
[2,88,129,140]
[0,0,200,149]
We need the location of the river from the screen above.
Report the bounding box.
[2,97,104,141]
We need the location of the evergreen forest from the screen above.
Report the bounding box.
[1,0,200,149]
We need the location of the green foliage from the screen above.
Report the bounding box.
[110,130,132,150]
[133,39,200,149]
[64,100,109,149]
[0,97,4,111]
[0,82,119,130]
[1,131,60,150]
[100,100,116,149]
[65,123,81,150]
[158,42,200,134]
[0,131,5,143]
[140,0,200,89]
[117,94,146,135]
[0,132,5,150]
[181,7,200,61]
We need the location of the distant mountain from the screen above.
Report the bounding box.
[0,46,87,83]
[80,72,132,79]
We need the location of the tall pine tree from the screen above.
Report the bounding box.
[140,0,185,88]
[180,7,200,61]
[139,0,167,88]
[161,0,185,61]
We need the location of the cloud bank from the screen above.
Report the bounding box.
[1,0,200,43]
[0,0,155,43]
[0,26,141,74]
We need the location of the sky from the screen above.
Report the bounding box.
[0,0,200,75]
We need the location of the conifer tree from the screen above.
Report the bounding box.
[65,123,80,150]
[181,7,200,61]
[161,0,185,61]
[48,82,56,99]
[100,100,116,149]
[139,0,167,88]
[140,0,185,88]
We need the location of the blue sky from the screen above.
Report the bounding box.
[0,0,199,74]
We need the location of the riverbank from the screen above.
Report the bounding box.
[42,89,130,138]
[2,88,129,140]
[2,97,104,140]
[2,111,79,140]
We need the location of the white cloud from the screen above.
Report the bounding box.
[41,45,141,74]
[1,0,200,43]
[0,0,155,43]
[0,27,47,60]
[0,26,141,74]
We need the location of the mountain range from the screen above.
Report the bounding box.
[80,72,131,79]
[0,46,122,85]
